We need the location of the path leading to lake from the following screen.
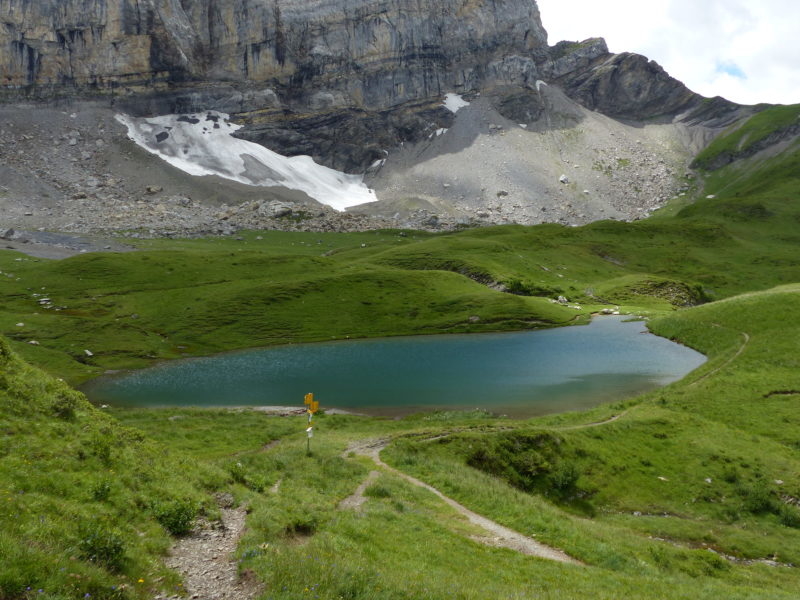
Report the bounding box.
[345,438,582,565]
[689,330,750,388]
[554,410,628,431]
[155,501,261,600]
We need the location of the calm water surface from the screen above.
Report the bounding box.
[83,316,706,417]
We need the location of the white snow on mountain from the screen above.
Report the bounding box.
[115,111,377,211]
[442,93,470,113]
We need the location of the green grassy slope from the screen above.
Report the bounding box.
[5,284,800,599]
[692,104,800,170]
[100,284,800,600]
[0,236,577,384]
[0,337,227,599]
[3,192,800,385]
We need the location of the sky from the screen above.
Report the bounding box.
[536,0,800,106]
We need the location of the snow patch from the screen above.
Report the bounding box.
[443,93,470,113]
[536,80,548,91]
[115,111,377,211]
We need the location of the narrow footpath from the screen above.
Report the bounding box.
[346,438,582,565]
[155,503,261,600]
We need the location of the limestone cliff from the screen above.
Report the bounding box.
[1,0,548,105]
[2,0,561,169]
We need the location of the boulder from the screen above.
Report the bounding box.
[258,201,295,219]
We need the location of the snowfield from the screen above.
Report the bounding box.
[115,111,377,211]
[442,93,470,113]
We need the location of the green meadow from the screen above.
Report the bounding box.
[1,105,799,599]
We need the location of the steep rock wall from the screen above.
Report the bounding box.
[1,0,549,108]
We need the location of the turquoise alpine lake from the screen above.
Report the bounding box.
[82,316,706,417]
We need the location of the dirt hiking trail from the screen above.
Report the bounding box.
[346,438,582,565]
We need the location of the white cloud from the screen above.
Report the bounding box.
[537,0,800,105]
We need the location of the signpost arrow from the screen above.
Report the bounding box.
[303,393,319,455]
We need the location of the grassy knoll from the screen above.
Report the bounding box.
[0,235,578,384]
[377,284,800,597]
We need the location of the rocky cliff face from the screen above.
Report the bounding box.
[2,0,560,169]
[1,0,548,102]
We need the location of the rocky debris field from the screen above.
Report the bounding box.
[0,103,467,238]
[367,90,701,226]
[0,96,702,242]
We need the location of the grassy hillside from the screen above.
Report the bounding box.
[0,336,230,598]
[0,232,579,384]
[4,283,800,599]
[692,103,800,170]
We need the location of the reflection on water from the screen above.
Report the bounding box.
[82,316,706,417]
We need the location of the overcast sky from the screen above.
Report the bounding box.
[537,0,800,106]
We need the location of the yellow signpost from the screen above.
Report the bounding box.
[304,393,319,455]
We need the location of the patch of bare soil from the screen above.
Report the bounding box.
[338,471,380,511]
[346,439,582,565]
[155,501,262,600]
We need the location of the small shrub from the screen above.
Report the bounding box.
[249,475,269,493]
[228,461,248,485]
[722,467,740,483]
[548,460,580,492]
[78,525,126,571]
[227,461,267,492]
[51,390,80,420]
[86,434,113,465]
[284,514,318,537]
[0,336,13,363]
[91,479,112,502]
[739,484,777,514]
[152,499,197,536]
[779,504,800,528]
